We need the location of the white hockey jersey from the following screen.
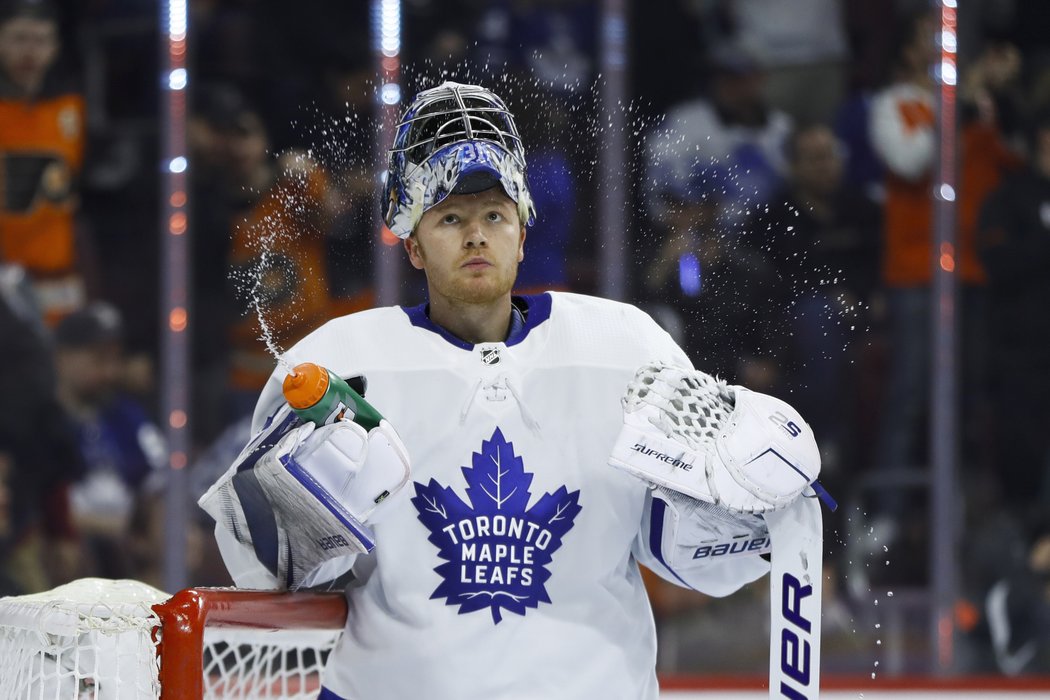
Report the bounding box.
[214,292,770,700]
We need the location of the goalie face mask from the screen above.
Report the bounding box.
[383,81,536,239]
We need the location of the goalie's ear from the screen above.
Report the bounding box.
[517,225,526,262]
[404,236,425,270]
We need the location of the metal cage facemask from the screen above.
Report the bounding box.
[383,81,536,239]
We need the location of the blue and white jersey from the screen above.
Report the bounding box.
[230,292,769,700]
[70,396,167,525]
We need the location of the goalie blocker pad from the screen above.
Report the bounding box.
[199,404,411,590]
[650,487,772,575]
[610,370,823,513]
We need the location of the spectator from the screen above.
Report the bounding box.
[984,517,1050,675]
[629,0,709,115]
[466,0,595,91]
[186,415,253,587]
[718,0,850,123]
[186,83,244,446]
[832,90,886,204]
[310,54,378,313]
[636,164,787,393]
[0,0,89,325]
[213,97,342,417]
[868,11,1020,524]
[644,41,792,230]
[53,301,167,582]
[509,79,578,294]
[977,110,1050,519]
[0,263,81,592]
[750,123,881,469]
[961,40,1026,147]
[506,0,597,93]
[956,468,1032,674]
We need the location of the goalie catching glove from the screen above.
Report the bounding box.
[199,402,411,590]
[609,362,828,514]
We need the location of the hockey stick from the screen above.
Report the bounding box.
[765,495,823,699]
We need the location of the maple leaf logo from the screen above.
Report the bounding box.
[412,428,582,623]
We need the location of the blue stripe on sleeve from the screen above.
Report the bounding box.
[649,497,692,589]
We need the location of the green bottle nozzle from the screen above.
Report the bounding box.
[282,362,382,430]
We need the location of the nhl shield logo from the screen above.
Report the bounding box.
[480,346,501,365]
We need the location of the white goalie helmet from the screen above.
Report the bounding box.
[382,81,536,239]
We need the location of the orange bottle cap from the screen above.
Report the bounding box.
[282,362,330,410]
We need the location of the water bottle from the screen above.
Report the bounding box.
[282,362,382,430]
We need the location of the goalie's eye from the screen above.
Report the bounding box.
[486,210,504,223]
[441,213,460,225]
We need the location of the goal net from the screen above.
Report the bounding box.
[0,578,346,699]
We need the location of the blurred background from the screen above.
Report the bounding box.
[1,0,1049,686]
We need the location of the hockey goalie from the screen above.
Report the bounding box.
[199,81,830,700]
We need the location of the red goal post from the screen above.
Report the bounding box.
[153,587,347,699]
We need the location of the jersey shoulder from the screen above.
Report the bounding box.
[543,292,690,368]
[541,289,646,316]
[546,291,660,327]
[252,306,416,431]
[277,306,423,381]
[289,306,411,357]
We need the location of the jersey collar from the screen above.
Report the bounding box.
[400,292,553,350]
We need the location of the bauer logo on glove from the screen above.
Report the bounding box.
[608,362,825,514]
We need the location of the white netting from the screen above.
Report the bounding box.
[200,628,339,699]
[0,578,166,699]
[0,579,341,700]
